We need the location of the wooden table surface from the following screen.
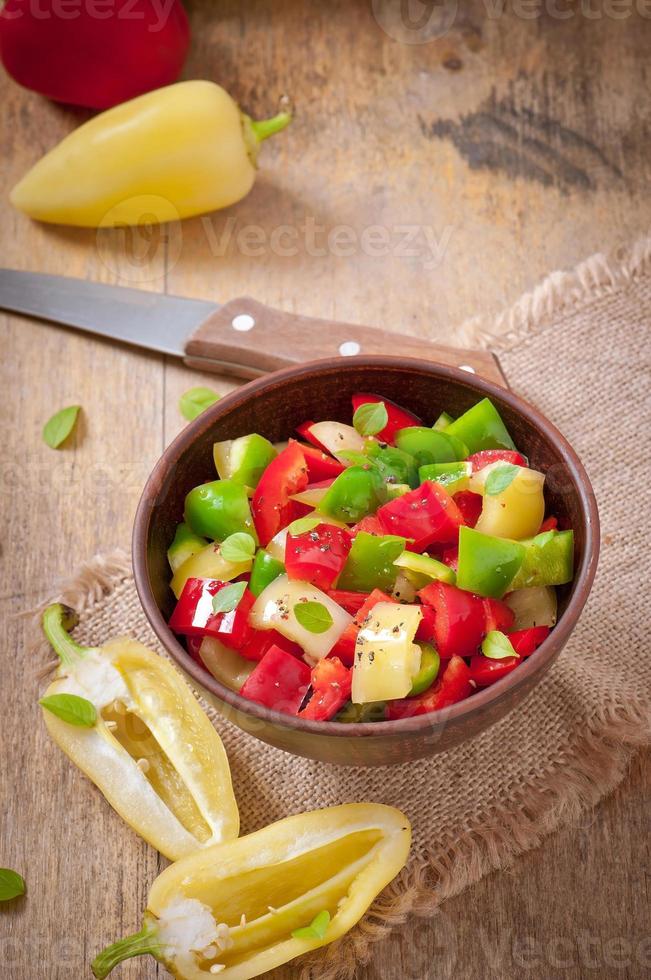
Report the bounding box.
[1,2,649,978]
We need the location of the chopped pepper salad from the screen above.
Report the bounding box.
[167,394,574,722]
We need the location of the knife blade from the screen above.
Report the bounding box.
[0,268,506,385]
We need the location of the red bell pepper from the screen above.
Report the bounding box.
[438,545,459,571]
[467,449,528,472]
[539,516,559,533]
[327,590,369,615]
[285,523,352,591]
[386,655,473,719]
[185,635,203,666]
[330,588,396,665]
[415,602,436,642]
[351,515,385,538]
[291,439,344,481]
[296,420,329,452]
[351,393,422,445]
[419,581,486,658]
[251,442,308,546]
[239,644,311,715]
[0,0,190,110]
[169,579,256,653]
[239,628,304,663]
[298,657,352,721]
[453,490,483,528]
[468,654,520,687]
[482,598,515,634]
[377,481,464,551]
[508,626,551,657]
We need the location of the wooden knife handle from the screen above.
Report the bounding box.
[184,297,507,386]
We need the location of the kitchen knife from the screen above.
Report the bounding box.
[0,269,506,385]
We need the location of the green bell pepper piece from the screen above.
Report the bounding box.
[318,466,387,523]
[167,522,208,574]
[337,531,406,592]
[249,548,285,597]
[184,479,255,542]
[409,644,440,696]
[509,530,574,590]
[445,398,516,454]
[335,700,387,723]
[419,461,472,495]
[394,549,456,587]
[433,411,454,431]
[457,526,526,598]
[395,426,467,467]
[213,433,277,488]
[364,442,419,488]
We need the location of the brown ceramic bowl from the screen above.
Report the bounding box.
[133,357,599,767]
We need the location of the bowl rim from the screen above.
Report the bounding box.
[133,355,600,739]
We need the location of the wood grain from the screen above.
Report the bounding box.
[0,1,649,978]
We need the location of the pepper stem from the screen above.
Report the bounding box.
[249,109,293,142]
[92,923,162,979]
[42,603,90,669]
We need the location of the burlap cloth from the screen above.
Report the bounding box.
[41,238,651,979]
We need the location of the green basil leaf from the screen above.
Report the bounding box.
[42,405,80,449]
[292,909,331,941]
[484,463,520,496]
[179,387,220,422]
[293,601,334,634]
[353,401,388,437]
[212,580,247,614]
[220,532,256,564]
[288,516,322,536]
[39,693,97,727]
[482,630,517,660]
[0,869,25,902]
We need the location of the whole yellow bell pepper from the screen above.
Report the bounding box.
[10,80,291,227]
[92,803,411,980]
[39,604,239,861]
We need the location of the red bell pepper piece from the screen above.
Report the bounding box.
[239,629,304,663]
[419,581,486,658]
[0,0,190,110]
[539,516,559,533]
[351,515,385,538]
[453,490,483,529]
[239,645,311,715]
[298,657,352,721]
[290,439,344,481]
[508,626,551,657]
[415,603,436,642]
[327,590,369,615]
[351,393,421,445]
[377,481,464,551]
[438,545,459,571]
[482,597,515,634]
[330,588,396,665]
[468,654,520,687]
[251,442,309,546]
[169,579,255,651]
[296,420,329,452]
[386,655,473,719]
[185,635,204,666]
[467,450,528,472]
[285,523,352,591]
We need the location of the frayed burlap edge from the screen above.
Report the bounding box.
[458,232,651,352]
[34,550,650,980]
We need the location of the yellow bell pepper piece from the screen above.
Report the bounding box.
[470,462,545,540]
[92,803,411,980]
[40,604,239,862]
[11,80,291,227]
[352,602,422,704]
[171,541,252,599]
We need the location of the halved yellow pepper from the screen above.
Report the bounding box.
[470,462,545,540]
[40,604,239,862]
[11,80,291,227]
[352,602,422,704]
[92,803,411,980]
